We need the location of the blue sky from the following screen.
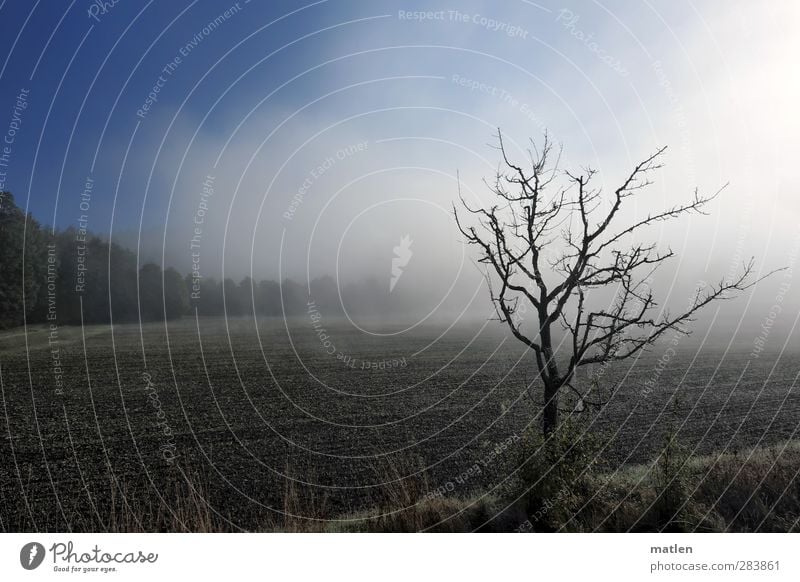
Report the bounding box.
[0,1,770,227]
[1,0,331,227]
[0,0,797,329]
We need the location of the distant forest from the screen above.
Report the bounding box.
[0,191,400,330]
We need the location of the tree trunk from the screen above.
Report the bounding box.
[542,380,559,436]
[538,317,561,436]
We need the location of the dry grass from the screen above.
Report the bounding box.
[7,442,799,532]
[567,441,800,532]
[70,467,226,533]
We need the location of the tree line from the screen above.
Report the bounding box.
[0,191,401,330]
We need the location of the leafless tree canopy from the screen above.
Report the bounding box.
[455,130,771,435]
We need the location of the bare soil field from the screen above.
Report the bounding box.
[1,317,798,531]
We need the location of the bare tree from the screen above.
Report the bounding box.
[455,130,773,436]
